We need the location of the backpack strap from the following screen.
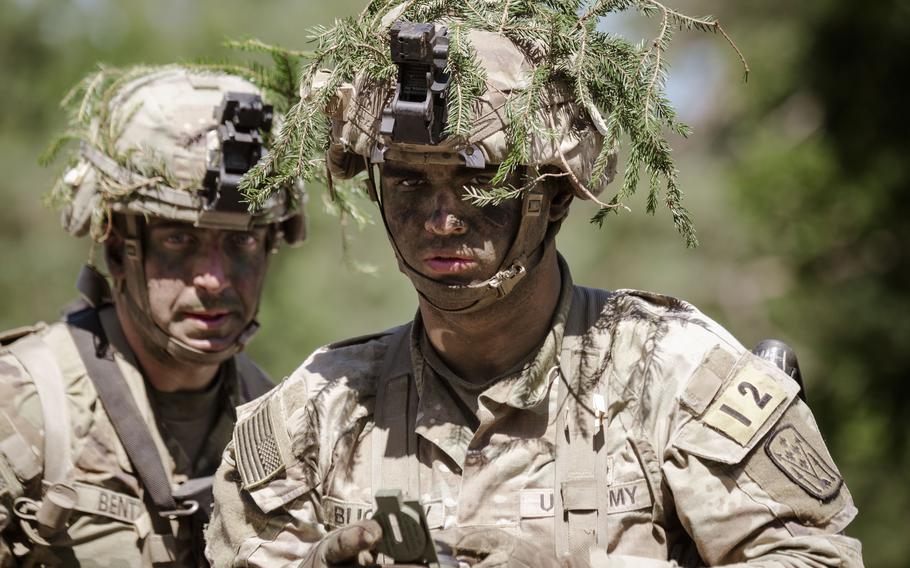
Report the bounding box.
[554,286,614,559]
[66,308,181,564]
[6,335,72,486]
[371,324,420,499]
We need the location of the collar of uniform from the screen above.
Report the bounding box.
[479,256,574,415]
[412,254,574,420]
[410,318,475,469]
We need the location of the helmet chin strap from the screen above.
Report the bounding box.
[376,168,561,314]
[116,214,259,366]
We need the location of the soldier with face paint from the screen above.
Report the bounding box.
[206,5,863,567]
[0,66,305,566]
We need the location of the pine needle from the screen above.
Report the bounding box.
[232,0,748,248]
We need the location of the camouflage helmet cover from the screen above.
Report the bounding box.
[59,67,306,243]
[323,28,617,198]
[312,22,617,314]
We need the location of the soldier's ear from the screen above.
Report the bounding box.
[548,181,574,222]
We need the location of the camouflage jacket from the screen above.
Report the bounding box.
[0,304,273,567]
[206,269,862,567]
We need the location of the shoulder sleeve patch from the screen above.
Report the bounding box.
[673,353,801,464]
[765,424,843,501]
[234,396,293,490]
[741,402,849,527]
[701,355,796,446]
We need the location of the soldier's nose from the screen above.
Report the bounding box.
[425,212,467,235]
[192,252,229,294]
[193,273,228,293]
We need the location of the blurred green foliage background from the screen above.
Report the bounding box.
[1,0,904,563]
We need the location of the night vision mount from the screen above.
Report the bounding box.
[380,21,451,146]
[201,92,273,229]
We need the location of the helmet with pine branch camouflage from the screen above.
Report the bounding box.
[57,66,306,244]
[323,25,617,202]
[315,19,616,314]
[50,65,306,365]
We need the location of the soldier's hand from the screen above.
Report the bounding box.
[299,519,383,567]
[442,529,585,568]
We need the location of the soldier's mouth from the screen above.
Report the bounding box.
[422,256,478,275]
[182,310,232,327]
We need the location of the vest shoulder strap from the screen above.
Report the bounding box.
[5,334,72,485]
[371,323,420,500]
[66,309,178,516]
[554,286,614,559]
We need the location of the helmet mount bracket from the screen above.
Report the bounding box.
[380,22,450,145]
[200,92,274,231]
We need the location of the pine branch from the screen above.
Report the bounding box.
[495,65,550,185]
[463,169,571,207]
[224,38,314,59]
[230,0,744,248]
[444,23,487,139]
[39,130,85,167]
[463,184,525,207]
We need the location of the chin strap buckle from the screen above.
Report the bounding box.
[485,262,527,297]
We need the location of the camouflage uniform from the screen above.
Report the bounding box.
[0,310,271,567]
[206,262,862,566]
[0,67,304,566]
[205,12,862,567]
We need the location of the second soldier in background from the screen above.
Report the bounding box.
[0,67,304,565]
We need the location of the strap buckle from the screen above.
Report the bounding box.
[525,188,544,217]
[158,499,199,519]
[487,262,527,296]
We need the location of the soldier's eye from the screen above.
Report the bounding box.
[164,233,194,247]
[469,175,495,186]
[230,232,260,250]
[399,178,424,188]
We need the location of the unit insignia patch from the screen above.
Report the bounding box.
[765,425,843,501]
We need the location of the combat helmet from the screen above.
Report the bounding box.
[51,65,306,364]
[239,1,738,312]
[322,20,617,313]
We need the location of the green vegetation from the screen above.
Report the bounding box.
[238,0,751,247]
[0,0,904,564]
[722,1,909,562]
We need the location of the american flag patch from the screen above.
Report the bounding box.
[235,399,290,490]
